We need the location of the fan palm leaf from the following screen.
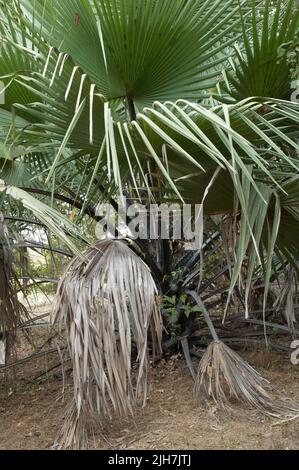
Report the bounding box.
[217,0,299,101]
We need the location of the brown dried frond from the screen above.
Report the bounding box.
[0,213,29,362]
[196,340,299,418]
[52,239,162,449]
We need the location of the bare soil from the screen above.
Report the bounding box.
[0,325,298,450]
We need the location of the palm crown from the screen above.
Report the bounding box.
[1,0,298,262]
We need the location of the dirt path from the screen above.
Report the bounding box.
[0,350,298,450]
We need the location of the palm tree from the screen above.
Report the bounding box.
[0,0,299,448]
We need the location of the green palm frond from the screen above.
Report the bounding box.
[0,1,42,115]
[216,0,299,101]
[0,0,297,267]
[19,0,254,107]
[0,179,89,255]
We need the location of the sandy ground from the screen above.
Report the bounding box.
[0,326,298,450]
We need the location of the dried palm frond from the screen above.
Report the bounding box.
[0,213,29,364]
[187,290,299,418]
[52,399,94,450]
[196,340,299,418]
[52,239,162,449]
[273,265,297,334]
[197,341,268,409]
